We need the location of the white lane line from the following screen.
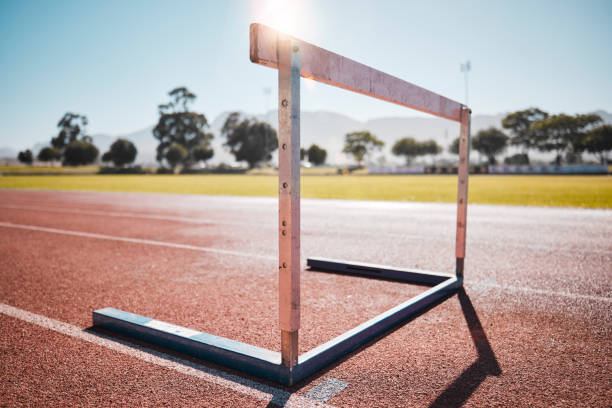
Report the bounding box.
[0,303,329,408]
[468,282,612,303]
[0,204,264,228]
[1,222,609,305]
[303,378,348,403]
[2,204,609,256]
[1,221,609,304]
[0,222,275,261]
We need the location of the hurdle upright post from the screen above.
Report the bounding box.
[277,36,301,369]
[455,106,471,278]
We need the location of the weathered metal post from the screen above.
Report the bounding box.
[277,36,301,369]
[455,106,471,278]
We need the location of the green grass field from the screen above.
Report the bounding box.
[0,174,610,208]
[0,165,100,175]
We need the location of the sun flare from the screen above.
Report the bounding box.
[253,0,305,36]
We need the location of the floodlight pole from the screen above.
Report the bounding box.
[277,36,301,369]
[455,106,471,277]
[460,61,470,106]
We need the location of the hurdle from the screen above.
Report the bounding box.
[93,23,471,386]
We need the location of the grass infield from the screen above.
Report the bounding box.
[0,174,610,208]
[0,165,99,174]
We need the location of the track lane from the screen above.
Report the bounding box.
[0,305,328,407]
[1,190,609,300]
[1,189,610,407]
[0,222,424,353]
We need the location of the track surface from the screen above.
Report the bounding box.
[0,189,610,407]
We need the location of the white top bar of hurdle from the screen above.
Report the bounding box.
[250,23,463,123]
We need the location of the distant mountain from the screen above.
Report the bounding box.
[210,110,363,165]
[13,109,612,166]
[594,110,612,124]
[212,110,525,165]
[0,146,16,159]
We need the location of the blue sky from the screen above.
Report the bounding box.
[1,0,611,150]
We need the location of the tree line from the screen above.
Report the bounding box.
[339,108,611,166]
[455,109,611,165]
[17,86,329,170]
[340,130,443,166]
[18,112,139,168]
[18,96,610,168]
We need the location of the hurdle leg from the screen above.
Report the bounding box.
[277,36,301,369]
[455,106,471,278]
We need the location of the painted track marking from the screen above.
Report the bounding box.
[0,203,263,228]
[468,282,612,303]
[0,222,612,303]
[1,203,609,255]
[0,221,609,305]
[0,221,275,261]
[0,302,331,408]
[303,378,349,402]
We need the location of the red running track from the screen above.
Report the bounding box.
[0,189,610,407]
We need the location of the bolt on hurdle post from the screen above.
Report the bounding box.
[277,37,301,369]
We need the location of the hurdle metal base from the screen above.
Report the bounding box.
[93,257,461,386]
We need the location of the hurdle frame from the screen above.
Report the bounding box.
[93,23,471,386]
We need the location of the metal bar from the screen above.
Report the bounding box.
[455,107,471,277]
[293,276,461,383]
[93,273,460,386]
[307,257,452,286]
[92,308,288,383]
[277,35,301,368]
[250,23,462,122]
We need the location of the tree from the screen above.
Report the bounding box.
[102,139,137,167]
[37,147,62,162]
[449,137,460,155]
[532,113,602,164]
[343,131,384,165]
[63,140,99,166]
[153,87,214,168]
[501,108,549,162]
[571,114,603,156]
[307,144,327,165]
[504,153,530,165]
[584,124,612,164]
[40,112,98,166]
[192,143,214,165]
[51,113,89,150]
[222,112,278,168]
[392,138,440,164]
[17,150,33,165]
[165,143,188,169]
[421,140,442,164]
[392,137,424,164]
[471,128,509,164]
[300,148,307,161]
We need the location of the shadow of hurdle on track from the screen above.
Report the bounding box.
[429,288,502,408]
